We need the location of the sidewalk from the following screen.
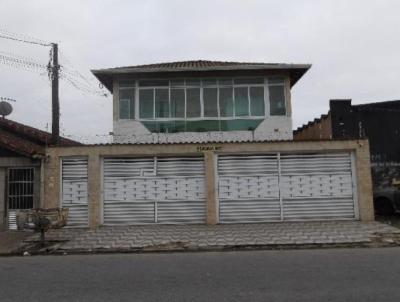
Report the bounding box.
[0,231,33,255]
[21,221,400,254]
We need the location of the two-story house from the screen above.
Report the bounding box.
[41,60,374,228]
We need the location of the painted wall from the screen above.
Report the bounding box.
[44,139,374,228]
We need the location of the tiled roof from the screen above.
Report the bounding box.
[93,60,310,73]
[92,60,311,92]
[109,60,293,70]
[0,117,81,157]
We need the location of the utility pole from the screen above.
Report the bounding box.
[50,43,60,145]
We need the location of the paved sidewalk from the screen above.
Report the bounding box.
[0,231,33,255]
[25,221,400,253]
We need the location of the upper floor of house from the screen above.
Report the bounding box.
[92,60,310,144]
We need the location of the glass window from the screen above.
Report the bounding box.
[269,78,285,85]
[269,85,286,116]
[186,79,201,86]
[119,99,130,119]
[234,87,249,116]
[186,88,201,118]
[203,88,218,117]
[218,78,233,86]
[139,89,154,118]
[119,80,135,88]
[220,119,263,131]
[219,87,233,117]
[139,80,169,87]
[170,89,185,118]
[155,88,169,118]
[119,88,135,119]
[234,78,264,85]
[250,87,265,116]
[202,78,217,86]
[170,79,185,87]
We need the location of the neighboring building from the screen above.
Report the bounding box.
[0,117,79,230]
[294,99,400,213]
[92,60,311,143]
[39,60,375,228]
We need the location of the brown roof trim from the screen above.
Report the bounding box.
[0,128,44,157]
[0,117,82,158]
[0,117,81,147]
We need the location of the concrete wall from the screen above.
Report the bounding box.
[113,117,293,144]
[44,139,375,228]
[293,113,332,141]
[0,157,42,230]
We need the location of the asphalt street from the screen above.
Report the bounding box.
[1,248,400,302]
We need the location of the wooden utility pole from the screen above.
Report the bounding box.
[50,43,60,145]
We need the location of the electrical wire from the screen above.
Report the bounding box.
[0,28,50,46]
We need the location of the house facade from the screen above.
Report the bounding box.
[0,117,79,230]
[41,61,374,228]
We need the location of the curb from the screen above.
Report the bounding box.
[4,239,400,257]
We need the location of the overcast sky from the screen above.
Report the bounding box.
[1,0,399,142]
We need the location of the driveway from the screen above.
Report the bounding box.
[1,248,400,302]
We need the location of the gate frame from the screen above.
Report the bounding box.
[215,150,360,223]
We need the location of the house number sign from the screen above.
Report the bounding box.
[196,145,222,152]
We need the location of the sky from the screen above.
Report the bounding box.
[0,0,400,143]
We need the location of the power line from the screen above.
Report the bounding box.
[0,28,50,46]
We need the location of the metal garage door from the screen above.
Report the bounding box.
[218,154,281,223]
[280,153,356,220]
[217,152,357,223]
[102,156,206,225]
[61,158,89,227]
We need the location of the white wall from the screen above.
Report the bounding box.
[113,117,293,144]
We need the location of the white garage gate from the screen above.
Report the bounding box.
[217,152,357,223]
[61,158,89,227]
[102,156,206,225]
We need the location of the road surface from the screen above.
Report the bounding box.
[1,248,400,302]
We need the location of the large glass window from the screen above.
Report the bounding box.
[269,81,286,116]
[250,87,265,116]
[203,88,218,117]
[186,88,201,118]
[139,89,154,118]
[219,87,233,117]
[234,87,249,116]
[121,77,282,132]
[170,89,185,118]
[119,87,135,119]
[155,88,169,118]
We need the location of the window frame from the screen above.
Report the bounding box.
[118,81,136,120]
[118,76,289,122]
[267,77,287,116]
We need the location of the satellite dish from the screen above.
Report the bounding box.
[0,101,13,118]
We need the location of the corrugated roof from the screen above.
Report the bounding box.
[0,117,81,157]
[92,60,311,92]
